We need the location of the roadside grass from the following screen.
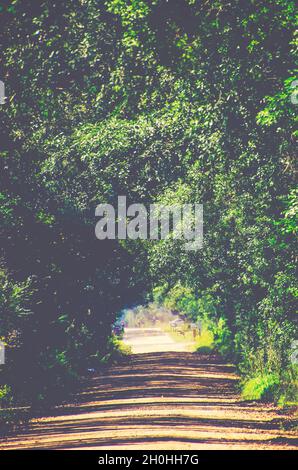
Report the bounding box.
[113,338,132,357]
[242,373,280,401]
[241,367,298,408]
[99,335,132,364]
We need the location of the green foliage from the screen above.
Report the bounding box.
[210,318,233,358]
[242,374,280,402]
[0,385,12,407]
[99,335,132,364]
[163,284,198,319]
[112,337,132,357]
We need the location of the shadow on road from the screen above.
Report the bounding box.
[0,351,297,450]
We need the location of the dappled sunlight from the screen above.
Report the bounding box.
[0,351,296,450]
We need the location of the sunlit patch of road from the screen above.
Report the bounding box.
[122,327,194,354]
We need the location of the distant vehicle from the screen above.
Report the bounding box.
[112,320,125,336]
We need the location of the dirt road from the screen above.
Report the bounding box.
[122,327,194,353]
[0,328,297,450]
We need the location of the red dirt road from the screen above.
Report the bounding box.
[0,329,297,450]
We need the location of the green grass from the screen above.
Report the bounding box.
[242,373,280,401]
[242,366,298,406]
[115,339,132,356]
[194,329,214,353]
